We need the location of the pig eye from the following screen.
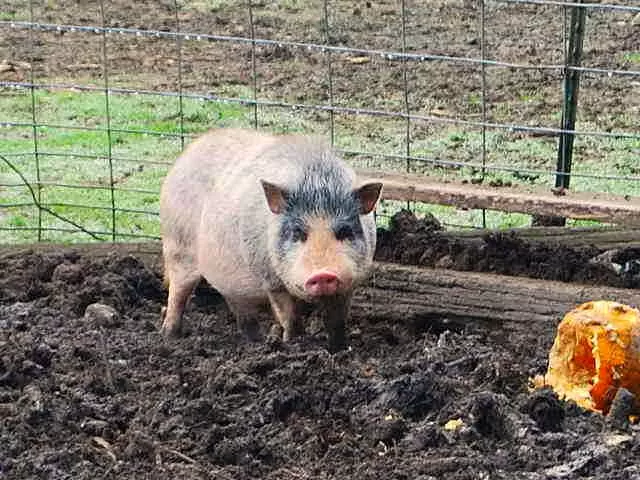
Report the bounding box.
[291,225,308,243]
[335,224,355,241]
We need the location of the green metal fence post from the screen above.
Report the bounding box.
[556,0,587,192]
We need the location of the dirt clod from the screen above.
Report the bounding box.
[51,263,84,284]
[606,388,635,431]
[376,210,639,288]
[468,392,512,440]
[526,388,565,433]
[83,303,121,328]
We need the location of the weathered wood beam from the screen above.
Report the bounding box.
[357,169,640,227]
[354,262,640,335]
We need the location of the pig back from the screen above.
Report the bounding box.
[160,129,272,250]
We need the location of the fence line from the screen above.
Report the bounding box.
[1,152,173,167]
[0,226,159,240]
[3,21,640,78]
[503,0,640,11]
[322,0,335,145]
[3,85,640,141]
[0,202,158,216]
[0,180,157,195]
[2,143,639,184]
[1,0,639,241]
[27,0,42,240]
[97,0,116,241]
[172,0,186,152]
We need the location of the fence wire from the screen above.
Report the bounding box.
[0,0,639,242]
[3,19,640,77]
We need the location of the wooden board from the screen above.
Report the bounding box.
[358,168,640,227]
[355,262,640,335]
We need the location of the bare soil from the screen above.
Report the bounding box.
[2,231,640,479]
[375,209,640,289]
[2,2,640,479]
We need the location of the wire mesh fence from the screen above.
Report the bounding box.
[0,0,639,243]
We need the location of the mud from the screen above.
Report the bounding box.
[1,244,640,479]
[376,210,640,289]
[2,1,640,477]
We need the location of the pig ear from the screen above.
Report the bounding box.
[356,182,383,215]
[260,180,288,214]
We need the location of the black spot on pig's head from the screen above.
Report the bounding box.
[260,160,382,301]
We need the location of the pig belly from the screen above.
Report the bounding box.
[196,233,268,305]
[202,264,266,303]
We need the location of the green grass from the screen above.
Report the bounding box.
[0,89,250,243]
[0,6,26,21]
[1,87,639,242]
[622,52,640,65]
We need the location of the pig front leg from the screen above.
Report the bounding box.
[267,290,302,342]
[322,294,351,353]
[161,277,201,337]
[226,300,262,341]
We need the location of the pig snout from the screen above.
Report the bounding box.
[304,270,340,297]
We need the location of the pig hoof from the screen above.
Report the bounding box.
[160,317,183,338]
[327,335,347,354]
[238,317,262,342]
[268,324,284,341]
[160,324,182,338]
[286,318,304,341]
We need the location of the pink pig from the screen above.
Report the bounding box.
[159,128,382,351]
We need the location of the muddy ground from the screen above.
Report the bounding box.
[2,223,640,479]
[2,2,640,478]
[375,210,640,289]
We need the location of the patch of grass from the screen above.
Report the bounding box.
[518,90,543,103]
[622,52,640,65]
[186,0,239,13]
[377,200,532,230]
[0,88,250,242]
[467,93,481,106]
[7,214,28,227]
[0,7,26,21]
[278,0,305,12]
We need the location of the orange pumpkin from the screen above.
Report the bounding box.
[542,300,640,414]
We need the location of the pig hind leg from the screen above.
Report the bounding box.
[267,291,303,342]
[226,300,262,341]
[161,247,201,337]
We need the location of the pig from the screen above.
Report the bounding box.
[159,128,382,351]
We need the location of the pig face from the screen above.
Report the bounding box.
[261,162,382,302]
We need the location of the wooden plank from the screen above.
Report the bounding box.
[358,168,640,227]
[354,262,640,335]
